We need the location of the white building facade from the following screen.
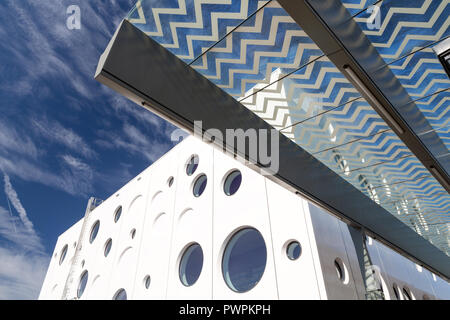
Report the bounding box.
[39,136,450,300]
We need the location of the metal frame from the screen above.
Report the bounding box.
[94,19,450,280]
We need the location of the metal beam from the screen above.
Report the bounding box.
[94,19,450,280]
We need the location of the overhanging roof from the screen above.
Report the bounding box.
[95,0,450,279]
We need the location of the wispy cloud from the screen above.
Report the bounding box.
[0,175,48,299]
[3,174,35,233]
[96,122,175,163]
[31,117,97,159]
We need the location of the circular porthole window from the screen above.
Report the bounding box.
[168,176,174,187]
[286,241,301,260]
[77,270,88,298]
[223,170,242,196]
[89,220,100,244]
[179,243,203,287]
[186,155,199,176]
[114,206,122,223]
[104,238,112,257]
[334,258,348,284]
[222,228,267,293]
[193,174,207,197]
[144,275,151,289]
[113,288,127,300]
[403,287,413,300]
[393,283,401,300]
[59,244,68,266]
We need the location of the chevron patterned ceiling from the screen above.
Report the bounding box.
[126,0,450,255]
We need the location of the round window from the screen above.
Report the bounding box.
[222,228,267,293]
[113,288,127,300]
[193,174,207,197]
[186,155,199,176]
[393,283,401,300]
[179,243,204,287]
[114,206,122,223]
[104,238,112,257]
[89,220,100,244]
[130,229,136,239]
[403,287,412,300]
[168,176,174,187]
[144,275,151,289]
[223,170,242,196]
[77,270,88,298]
[334,258,347,283]
[59,244,68,266]
[286,241,301,260]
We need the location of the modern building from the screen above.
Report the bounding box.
[39,136,450,300]
[41,0,450,299]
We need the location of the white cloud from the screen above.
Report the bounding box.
[0,119,39,159]
[0,155,93,197]
[3,174,35,234]
[0,176,48,300]
[31,118,97,159]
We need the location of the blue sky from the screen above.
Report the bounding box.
[0,0,180,299]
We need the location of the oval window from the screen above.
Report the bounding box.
[186,155,199,176]
[403,287,412,300]
[393,283,401,300]
[334,258,347,283]
[89,220,100,244]
[168,176,174,187]
[104,239,112,257]
[77,270,88,298]
[222,228,267,293]
[59,244,68,266]
[113,288,127,300]
[144,275,151,289]
[286,241,301,260]
[179,243,204,287]
[114,206,122,223]
[193,174,207,197]
[223,170,242,196]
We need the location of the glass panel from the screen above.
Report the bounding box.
[224,170,242,196]
[179,243,204,286]
[341,0,380,17]
[389,48,450,99]
[77,270,88,299]
[353,0,450,63]
[222,228,267,292]
[241,57,360,131]
[113,288,127,300]
[127,0,266,64]
[189,1,323,98]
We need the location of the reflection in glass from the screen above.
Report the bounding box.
[222,228,267,293]
[179,243,204,287]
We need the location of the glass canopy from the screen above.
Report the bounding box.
[126,0,449,255]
